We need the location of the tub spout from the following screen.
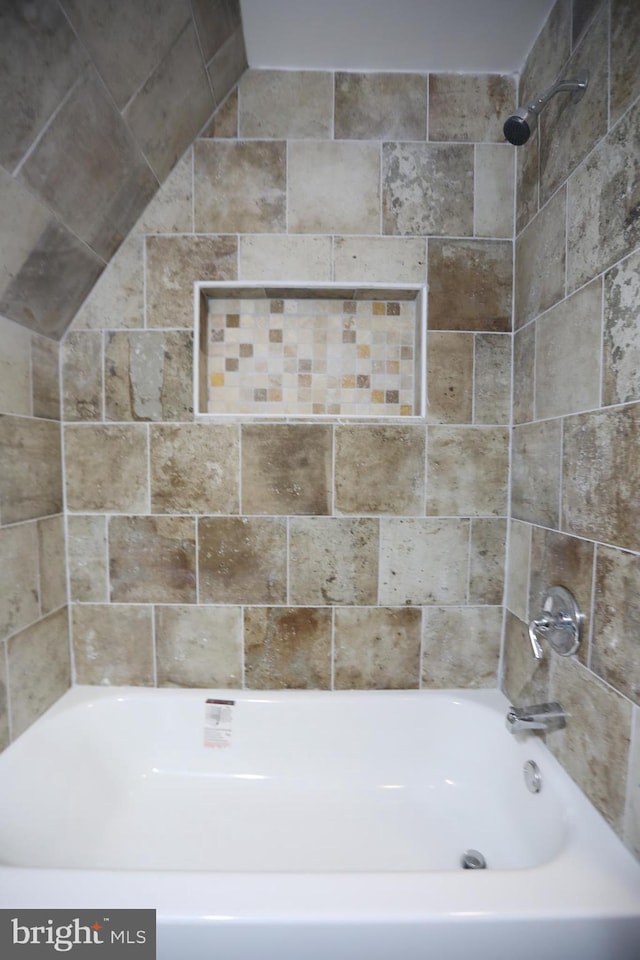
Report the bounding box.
[506,702,566,734]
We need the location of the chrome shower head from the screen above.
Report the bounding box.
[503,70,589,146]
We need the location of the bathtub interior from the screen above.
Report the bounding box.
[0,686,573,873]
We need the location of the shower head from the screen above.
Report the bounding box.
[503,70,589,146]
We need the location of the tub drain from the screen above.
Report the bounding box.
[461,849,487,870]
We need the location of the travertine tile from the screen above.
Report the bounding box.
[379,518,469,605]
[549,655,632,833]
[428,239,512,332]
[198,517,287,604]
[505,520,532,622]
[563,406,640,551]
[469,518,507,605]
[422,606,502,688]
[109,516,196,603]
[72,604,154,686]
[515,188,566,329]
[611,0,640,124]
[567,98,640,292]
[64,424,148,513]
[288,141,380,235]
[239,70,332,138]
[0,316,31,416]
[239,235,332,282]
[0,652,8,750]
[335,425,425,515]
[501,609,550,705]
[429,73,515,142]
[427,427,509,517]
[67,515,108,603]
[519,0,571,106]
[155,605,242,687]
[72,235,144,331]
[8,608,70,738]
[474,144,515,238]
[37,515,66,615]
[124,23,215,182]
[244,607,332,689]
[603,249,640,405]
[515,126,539,235]
[134,151,193,235]
[335,73,427,140]
[573,0,603,44]
[0,416,62,523]
[627,706,640,857]
[191,0,241,63]
[474,334,511,424]
[0,523,39,639]
[242,424,331,515]
[105,330,193,421]
[334,237,426,284]
[535,279,602,419]
[206,25,247,106]
[289,518,379,605]
[31,335,60,419]
[513,323,535,424]
[194,140,286,233]
[151,423,239,514]
[146,235,237,328]
[0,168,51,306]
[62,331,103,421]
[203,88,237,138]
[511,420,562,527]
[426,333,473,424]
[592,545,640,704]
[335,607,421,689]
[382,143,473,237]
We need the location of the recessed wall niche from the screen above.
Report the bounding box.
[194,283,426,419]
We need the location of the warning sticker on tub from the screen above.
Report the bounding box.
[204,698,235,748]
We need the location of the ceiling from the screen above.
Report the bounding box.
[239,0,556,75]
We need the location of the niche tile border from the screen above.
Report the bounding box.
[194,281,427,421]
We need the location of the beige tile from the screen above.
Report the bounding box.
[379,518,469,605]
[105,330,193,421]
[194,140,286,233]
[64,424,148,513]
[549,656,632,834]
[501,608,550,705]
[469,518,506,605]
[37,515,66,615]
[206,25,247,106]
[72,235,144,331]
[8,608,70,738]
[428,239,512,332]
[109,516,196,603]
[67,515,108,603]
[31,334,61,419]
[567,98,640,292]
[62,331,103,421]
[134,151,193,235]
[239,235,332,282]
[513,324,535,424]
[191,0,241,64]
[288,141,380,234]
[626,706,640,857]
[423,606,502,688]
[334,237,426,284]
[474,334,511,424]
[428,74,515,142]
[244,607,332,689]
[427,426,509,517]
[382,143,473,237]
[611,0,640,124]
[0,523,39,639]
[203,88,238,138]
[515,188,566,329]
[72,604,154,686]
[335,73,427,140]
[239,69,332,138]
[146,235,237,328]
[593,545,640,704]
[515,125,539,235]
[519,0,571,106]
[289,518,379,606]
[151,423,239,514]
[242,424,332,515]
[563,406,640,551]
[155,605,242,688]
[573,0,602,43]
[0,316,31,415]
[603,249,640,406]
[335,607,421,689]
[474,144,515,238]
[0,168,51,304]
[335,425,425,515]
[198,517,287,604]
[426,332,473,424]
[535,279,602,419]
[0,650,8,750]
[505,520,532,622]
[511,420,562,527]
[0,416,62,523]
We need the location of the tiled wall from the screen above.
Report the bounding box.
[504,0,640,857]
[60,68,515,695]
[0,317,69,749]
[0,0,246,339]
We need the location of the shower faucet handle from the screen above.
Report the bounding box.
[527,586,583,661]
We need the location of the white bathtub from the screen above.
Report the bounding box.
[0,686,638,960]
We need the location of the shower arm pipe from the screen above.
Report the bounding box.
[523,74,589,119]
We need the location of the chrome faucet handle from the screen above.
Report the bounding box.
[527,586,583,661]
